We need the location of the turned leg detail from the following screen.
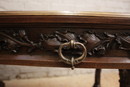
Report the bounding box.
[0,81,5,87]
[119,69,127,87]
[93,69,101,87]
[125,70,130,87]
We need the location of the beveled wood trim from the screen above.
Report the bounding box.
[0,11,130,17]
[0,11,130,25]
[0,15,130,25]
[0,55,130,69]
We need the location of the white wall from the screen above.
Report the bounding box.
[0,0,130,12]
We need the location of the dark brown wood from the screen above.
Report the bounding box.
[0,11,130,87]
[119,69,127,87]
[0,11,130,25]
[0,81,5,87]
[0,55,130,69]
[0,30,129,54]
[124,70,130,87]
[93,69,101,87]
[0,15,130,25]
[118,69,130,87]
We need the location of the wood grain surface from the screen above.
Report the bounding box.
[0,11,130,69]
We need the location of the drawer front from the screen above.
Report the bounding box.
[0,12,130,69]
[0,23,130,68]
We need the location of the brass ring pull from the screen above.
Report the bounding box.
[58,40,87,69]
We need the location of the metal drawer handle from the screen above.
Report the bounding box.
[58,40,87,69]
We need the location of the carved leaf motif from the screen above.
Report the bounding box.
[79,31,101,50]
[0,30,129,56]
[116,36,130,50]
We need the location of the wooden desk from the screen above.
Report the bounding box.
[0,11,130,87]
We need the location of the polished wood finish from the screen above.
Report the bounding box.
[93,69,101,87]
[0,55,130,69]
[0,11,130,25]
[0,11,130,87]
[0,11,130,17]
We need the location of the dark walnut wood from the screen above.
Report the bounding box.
[0,11,130,87]
[93,69,101,87]
[0,81,5,87]
[1,30,130,55]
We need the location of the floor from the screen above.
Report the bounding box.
[4,71,119,87]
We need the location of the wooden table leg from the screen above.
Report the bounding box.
[125,69,130,87]
[119,69,127,87]
[0,81,5,87]
[93,69,101,87]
